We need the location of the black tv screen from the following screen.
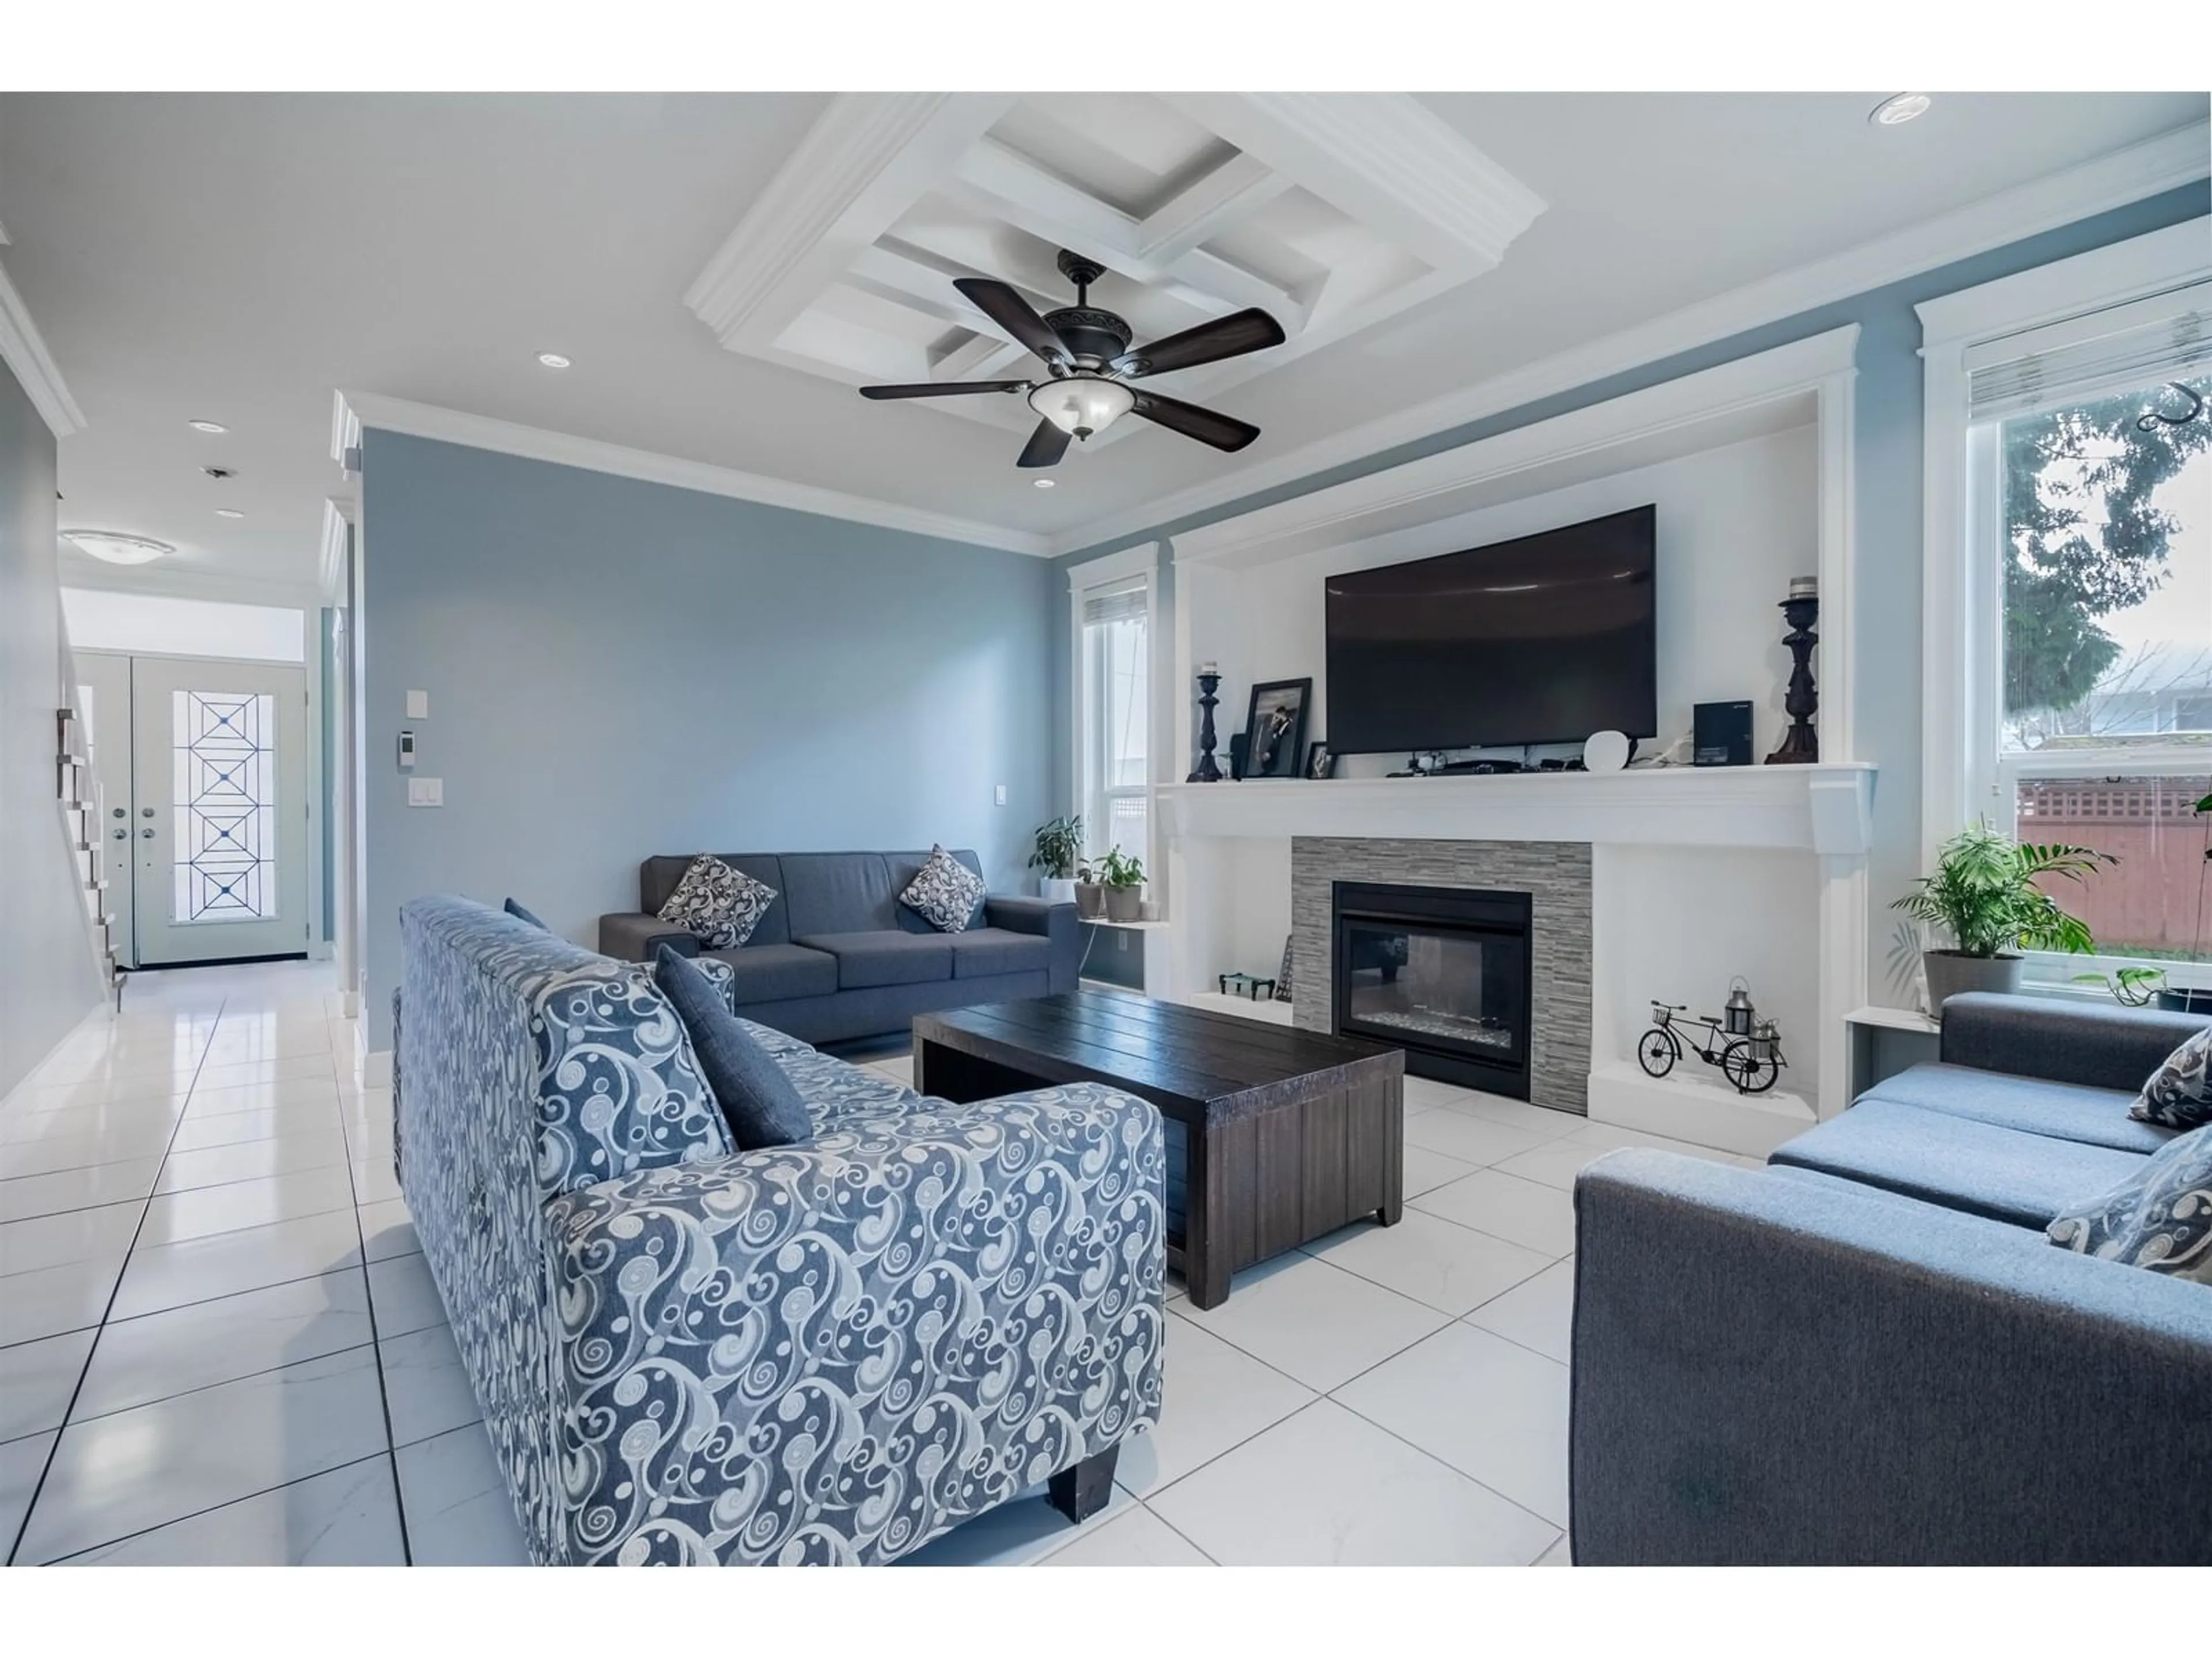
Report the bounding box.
[1324,505,1657,755]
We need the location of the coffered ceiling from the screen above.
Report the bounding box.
[0,90,2204,589]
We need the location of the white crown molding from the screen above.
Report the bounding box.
[1047,119,2212,559]
[0,253,85,438]
[329,390,1052,558]
[1915,214,2211,346]
[317,498,353,606]
[1172,324,1859,570]
[684,93,1012,353]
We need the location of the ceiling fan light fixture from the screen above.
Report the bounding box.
[63,529,174,566]
[1029,376,1135,440]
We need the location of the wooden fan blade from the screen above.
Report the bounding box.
[952,278,1072,365]
[858,380,1028,399]
[1017,419,1072,469]
[1130,391,1260,452]
[1115,308,1286,377]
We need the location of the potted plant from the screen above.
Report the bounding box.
[1028,815,1084,906]
[1098,846,1146,923]
[1891,823,2115,1014]
[1073,861,1105,920]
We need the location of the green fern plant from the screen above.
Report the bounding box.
[1890,822,2115,959]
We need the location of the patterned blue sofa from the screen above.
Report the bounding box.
[395,895,1166,1565]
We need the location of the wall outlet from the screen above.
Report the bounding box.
[407,777,443,808]
[1118,931,1129,952]
[994,784,1007,806]
[406,689,430,719]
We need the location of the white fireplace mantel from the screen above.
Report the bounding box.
[1156,762,1874,857]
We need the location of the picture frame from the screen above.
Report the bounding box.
[1304,740,1335,780]
[1241,678,1312,780]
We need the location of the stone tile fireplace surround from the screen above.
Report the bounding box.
[1291,837,1592,1116]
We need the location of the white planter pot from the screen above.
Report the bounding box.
[1041,877,1078,906]
[1922,950,2022,1016]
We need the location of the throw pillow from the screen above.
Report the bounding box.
[503,897,548,930]
[2047,1122,2212,1284]
[656,854,777,950]
[654,945,812,1150]
[2131,1024,2212,1132]
[900,844,986,934]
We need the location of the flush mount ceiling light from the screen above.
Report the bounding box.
[1869,92,1932,127]
[536,352,572,369]
[187,418,228,434]
[859,249,1284,469]
[63,529,174,566]
[215,507,245,518]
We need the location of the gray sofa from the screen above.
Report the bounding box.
[598,849,1078,1046]
[1571,992,2212,1565]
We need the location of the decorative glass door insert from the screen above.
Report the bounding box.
[172,689,280,923]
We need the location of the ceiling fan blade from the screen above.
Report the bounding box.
[1116,308,1286,377]
[1130,391,1260,453]
[953,278,1071,365]
[1016,419,1072,469]
[858,380,1028,400]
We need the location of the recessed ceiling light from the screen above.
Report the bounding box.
[1869,92,1931,127]
[215,507,245,518]
[187,418,228,434]
[536,352,572,369]
[62,529,174,566]
[1033,478,1055,488]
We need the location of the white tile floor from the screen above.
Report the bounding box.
[0,962,1756,1567]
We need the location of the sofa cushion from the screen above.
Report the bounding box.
[888,849,987,933]
[2048,1123,2212,1283]
[899,844,988,933]
[1860,1062,2177,1155]
[656,855,777,950]
[528,963,732,1195]
[1770,1099,2147,1228]
[654,948,812,1152]
[948,927,1054,979]
[641,855,789,946]
[503,897,548,931]
[703,941,839,1006]
[2133,1025,2212,1132]
[781,853,904,936]
[797,930,954,989]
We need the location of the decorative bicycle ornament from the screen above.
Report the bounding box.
[1637,977,1787,1095]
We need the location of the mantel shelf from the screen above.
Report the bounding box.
[1156,762,1875,857]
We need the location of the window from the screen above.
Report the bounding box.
[1078,571,1151,870]
[1923,226,2212,992]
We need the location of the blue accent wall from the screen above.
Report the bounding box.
[359,431,1057,1045]
[1055,183,2211,997]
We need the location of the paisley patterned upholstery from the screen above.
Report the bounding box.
[397,895,1165,1567]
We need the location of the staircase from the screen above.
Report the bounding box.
[56,703,125,1007]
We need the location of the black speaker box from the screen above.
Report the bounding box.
[1693,700,1755,767]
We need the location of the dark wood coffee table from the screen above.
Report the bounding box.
[914,992,1404,1308]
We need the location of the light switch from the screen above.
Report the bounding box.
[994,784,1007,806]
[406,689,430,719]
[407,777,443,808]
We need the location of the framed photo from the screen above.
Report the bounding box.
[1241,678,1312,779]
[1304,741,1335,780]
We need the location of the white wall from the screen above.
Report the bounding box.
[1203,423,1819,776]
[60,588,306,663]
[1,363,103,1097]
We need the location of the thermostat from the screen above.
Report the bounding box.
[397,729,416,770]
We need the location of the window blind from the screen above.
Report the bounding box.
[1081,573,1149,627]
[1965,279,2212,421]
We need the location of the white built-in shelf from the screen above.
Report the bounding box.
[1183,991,1297,1027]
[1846,1004,1941,1037]
[1156,762,1875,856]
[1586,1060,1815,1158]
[1078,916,1173,930]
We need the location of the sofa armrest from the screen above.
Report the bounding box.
[1938,991,2208,1092]
[542,1081,1165,1565]
[1570,1149,2212,1565]
[985,895,1081,994]
[596,911,698,961]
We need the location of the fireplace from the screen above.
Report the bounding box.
[1331,880,1533,1097]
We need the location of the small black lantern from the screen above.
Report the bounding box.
[1724,976,1755,1039]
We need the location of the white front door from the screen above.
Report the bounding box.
[128,654,310,966]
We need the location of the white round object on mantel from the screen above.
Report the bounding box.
[1582,730,1631,774]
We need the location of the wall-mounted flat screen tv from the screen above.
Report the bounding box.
[1324,504,1657,755]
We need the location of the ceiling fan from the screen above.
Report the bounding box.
[858,249,1287,468]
